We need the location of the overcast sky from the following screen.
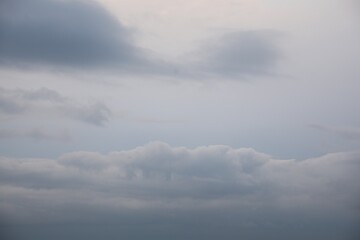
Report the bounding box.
[0,0,359,239]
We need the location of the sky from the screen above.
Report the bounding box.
[0,0,359,239]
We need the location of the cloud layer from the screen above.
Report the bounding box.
[0,0,280,79]
[0,142,359,239]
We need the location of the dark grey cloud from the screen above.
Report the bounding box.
[0,87,111,126]
[0,0,156,71]
[0,0,280,78]
[188,31,281,78]
[0,142,359,239]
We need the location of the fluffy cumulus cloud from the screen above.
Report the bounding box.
[0,0,160,72]
[0,87,111,126]
[0,142,359,239]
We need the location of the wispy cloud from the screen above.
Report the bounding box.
[309,124,360,140]
[0,128,70,142]
[185,31,281,78]
[62,102,111,126]
[0,87,111,126]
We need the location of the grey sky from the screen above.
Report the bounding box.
[0,0,359,239]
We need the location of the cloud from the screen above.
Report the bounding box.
[19,87,65,102]
[0,0,280,79]
[0,87,111,126]
[63,102,111,126]
[0,0,157,71]
[309,124,360,140]
[0,94,25,114]
[0,88,65,115]
[0,142,359,238]
[0,128,70,142]
[187,31,281,78]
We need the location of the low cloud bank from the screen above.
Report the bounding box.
[0,142,359,218]
[0,142,359,239]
